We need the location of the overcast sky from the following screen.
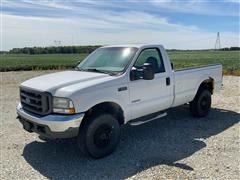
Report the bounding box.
[1,0,240,50]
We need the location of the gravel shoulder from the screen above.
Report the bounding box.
[1,71,239,179]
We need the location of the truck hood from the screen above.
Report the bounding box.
[21,70,112,92]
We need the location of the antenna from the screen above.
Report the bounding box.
[215,32,221,50]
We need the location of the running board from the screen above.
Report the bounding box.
[128,112,167,126]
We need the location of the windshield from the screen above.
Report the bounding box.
[76,47,138,74]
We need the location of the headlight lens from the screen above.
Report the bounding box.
[53,97,75,114]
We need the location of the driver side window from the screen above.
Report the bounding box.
[134,48,165,73]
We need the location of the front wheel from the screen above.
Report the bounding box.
[77,113,120,158]
[190,89,212,117]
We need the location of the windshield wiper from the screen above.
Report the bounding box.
[82,68,118,75]
[84,68,111,74]
[75,67,118,75]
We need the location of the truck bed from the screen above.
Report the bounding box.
[172,64,222,107]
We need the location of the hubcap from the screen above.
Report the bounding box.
[94,124,113,148]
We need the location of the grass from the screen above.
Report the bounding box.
[0,51,239,75]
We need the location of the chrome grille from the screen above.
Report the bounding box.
[20,87,52,115]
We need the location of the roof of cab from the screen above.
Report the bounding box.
[102,44,163,49]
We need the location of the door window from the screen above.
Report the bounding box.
[134,48,165,73]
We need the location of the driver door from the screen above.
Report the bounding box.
[129,48,173,119]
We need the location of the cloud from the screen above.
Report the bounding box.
[22,0,73,10]
[2,13,239,50]
[150,0,239,16]
[3,0,73,10]
[3,0,239,17]
[1,0,239,50]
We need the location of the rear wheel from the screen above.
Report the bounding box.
[190,89,212,117]
[77,113,120,158]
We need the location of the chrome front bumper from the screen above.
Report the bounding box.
[16,103,85,139]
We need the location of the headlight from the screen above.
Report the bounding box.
[53,97,75,114]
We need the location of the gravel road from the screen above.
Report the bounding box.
[1,71,239,179]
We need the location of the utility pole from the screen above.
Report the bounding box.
[215,32,221,50]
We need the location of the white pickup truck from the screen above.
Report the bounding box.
[17,44,222,158]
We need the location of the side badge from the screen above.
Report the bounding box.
[132,99,141,103]
[118,87,127,92]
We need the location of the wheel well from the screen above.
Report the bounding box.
[81,102,124,127]
[198,78,214,94]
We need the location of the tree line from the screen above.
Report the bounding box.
[220,47,240,51]
[8,45,101,54]
[4,46,240,54]
[167,47,240,51]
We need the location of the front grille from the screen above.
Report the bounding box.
[20,87,52,116]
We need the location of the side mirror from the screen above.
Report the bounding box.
[130,67,141,81]
[130,63,154,81]
[142,63,154,80]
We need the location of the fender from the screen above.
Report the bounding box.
[193,76,214,99]
[69,85,131,122]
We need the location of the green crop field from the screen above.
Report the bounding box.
[0,54,87,71]
[0,51,239,75]
[169,51,240,75]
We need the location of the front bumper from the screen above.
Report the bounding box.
[16,103,85,139]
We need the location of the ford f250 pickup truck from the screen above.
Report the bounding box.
[17,44,222,158]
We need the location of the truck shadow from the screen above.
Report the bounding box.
[23,106,239,179]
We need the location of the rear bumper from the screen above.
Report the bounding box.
[16,103,85,139]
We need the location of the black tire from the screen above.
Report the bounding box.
[190,89,212,117]
[77,113,120,158]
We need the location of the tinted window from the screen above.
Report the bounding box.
[134,48,165,73]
